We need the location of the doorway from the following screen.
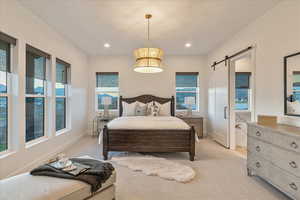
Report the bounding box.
[229,51,255,156]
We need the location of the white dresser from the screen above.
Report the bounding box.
[247,123,300,200]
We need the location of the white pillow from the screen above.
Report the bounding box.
[154,101,171,116]
[122,101,137,116]
[135,102,148,116]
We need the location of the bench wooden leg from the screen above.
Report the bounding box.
[103,150,108,160]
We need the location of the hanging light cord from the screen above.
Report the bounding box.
[147,16,150,41]
[145,14,152,68]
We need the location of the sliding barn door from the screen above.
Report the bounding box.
[211,62,230,148]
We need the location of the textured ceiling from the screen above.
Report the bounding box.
[17,0,281,56]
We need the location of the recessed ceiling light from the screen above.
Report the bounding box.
[104,43,110,48]
[185,43,192,48]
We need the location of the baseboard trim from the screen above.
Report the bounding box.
[5,133,86,178]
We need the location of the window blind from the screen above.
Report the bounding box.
[176,72,198,87]
[26,51,46,80]
[236,72,251,89]
[0,32,16,46]
[96,72,119,87]
[0,40,10,72]
[56,58,70,84]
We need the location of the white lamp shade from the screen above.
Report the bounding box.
[184,96,195,105]
[102,96,112,105]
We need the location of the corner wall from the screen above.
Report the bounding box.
[0,0,89,178]
[87,55,209,134]
[207,0,300,131]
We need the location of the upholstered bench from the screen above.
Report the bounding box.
[0,156,116,200]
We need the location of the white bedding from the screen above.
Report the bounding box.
[107,116,190,130]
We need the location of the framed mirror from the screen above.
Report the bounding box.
[284,52,300,116]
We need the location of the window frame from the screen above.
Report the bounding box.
[95,72,119,112]
[175,72,200,112]
[55,58,70,134]
[25,44,50,144]
[0,38,13,155]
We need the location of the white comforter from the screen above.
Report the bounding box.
[107,116,190,130]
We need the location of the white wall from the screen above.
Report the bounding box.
[0,0,89,178]
[207,0,300,130]
[87,55,208,133]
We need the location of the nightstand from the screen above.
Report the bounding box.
[177,115,203,138]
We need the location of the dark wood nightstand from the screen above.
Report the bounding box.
[177,115,203,138]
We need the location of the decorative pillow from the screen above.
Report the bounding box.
[149,102,160,116]
[135,102,147,116]
[146,101,154,116]
[122,101,137,116]
[154,101,171,116]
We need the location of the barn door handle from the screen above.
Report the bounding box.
[290,142,298,149]
[224,106,228,119]
[289,183,298,191]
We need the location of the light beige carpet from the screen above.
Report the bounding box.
[64,137,290,200]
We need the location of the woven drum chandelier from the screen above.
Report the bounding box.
[133,14,164,73]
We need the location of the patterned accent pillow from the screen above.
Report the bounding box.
[135,102,147,116]
[149,102,160,116]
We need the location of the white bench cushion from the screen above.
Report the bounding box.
[0,157,116,200]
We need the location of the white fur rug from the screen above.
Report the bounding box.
[111,154,195,183]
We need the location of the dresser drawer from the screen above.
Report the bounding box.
[248,125,271,142]
[248,137,272,160]
[271,146,300,178]
[269,164,300,199]
[271,132,300,154]
[247,153,270,178]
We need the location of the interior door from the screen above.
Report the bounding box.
[212,62,230,148]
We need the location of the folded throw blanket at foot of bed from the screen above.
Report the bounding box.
[30,158,114,193]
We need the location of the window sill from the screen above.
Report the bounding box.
[0,150,16,159]
[235,110,251,112]
[56,128,71,136]
[26,136,48,149]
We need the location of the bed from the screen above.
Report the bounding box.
[102,95,196,161]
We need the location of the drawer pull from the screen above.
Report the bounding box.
[256,131,261,137]
[290,142,298,149]
[289,183,298,191]
[289,161,298,168]
[255,146,261,152]
[255,162,261,168]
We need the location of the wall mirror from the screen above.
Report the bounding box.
[284,52,300,116]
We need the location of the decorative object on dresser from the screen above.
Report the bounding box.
[257,115,277,126]
[247,123,300,200]
[103,95,195,161]
[184,96,195,117]
[177,115,203,139]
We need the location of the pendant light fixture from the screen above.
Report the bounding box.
[133,14,164,73]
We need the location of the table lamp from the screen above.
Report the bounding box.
[102,96,112,119]
[184,96,195,117]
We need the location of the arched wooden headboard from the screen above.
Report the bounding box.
[119,94,175,117]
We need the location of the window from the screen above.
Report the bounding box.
[25,45,50,143]
[235,72,251,110]
[56,59,70,132]
[292,71,300,101]
[175,72,199,110]
[0,40,10,152]
[96,72,119,111]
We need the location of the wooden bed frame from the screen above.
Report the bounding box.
[102,94,195,161]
